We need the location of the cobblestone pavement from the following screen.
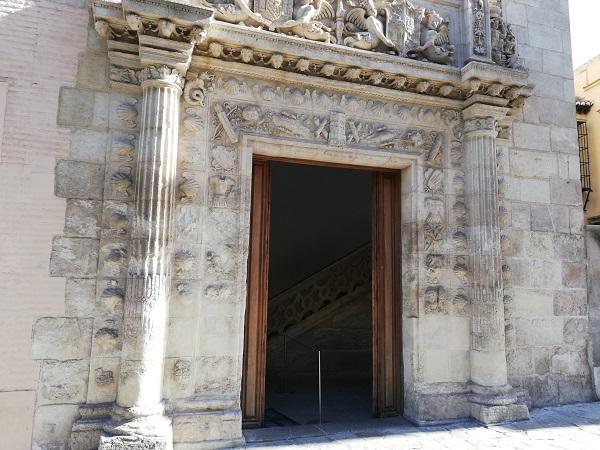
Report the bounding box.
[245,402,600,449]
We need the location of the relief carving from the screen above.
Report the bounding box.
[200,0,454,65]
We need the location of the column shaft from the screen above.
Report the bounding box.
[100,72,183,449]
[118,81,180,410]
[465,131,507,388]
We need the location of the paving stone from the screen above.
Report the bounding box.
[246,403,600,449]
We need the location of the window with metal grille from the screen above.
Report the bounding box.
[578,121,592,210]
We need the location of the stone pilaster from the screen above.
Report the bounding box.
[463,104,529,424]
[465,0,493,63]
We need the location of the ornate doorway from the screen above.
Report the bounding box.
[241,157,402,428]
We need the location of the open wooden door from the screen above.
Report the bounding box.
[241,159,271,428]
[372,172,403,417]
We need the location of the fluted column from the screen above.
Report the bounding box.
[463,104,529,424]
[99,66,184,449]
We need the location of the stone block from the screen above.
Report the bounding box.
[553,290,588,316]
[554,234,585,262]
[65,278,96,318]
[511,203,531,230]
[510,149,557,178]
[37,360,89,405]
[70,128,108,163]
[531,204,569,233]
[562,262,587,289]
[50,237,99,278]
[517,318,563,346]
[32,404,80,448]
[513,289,553,317]
[57,87,94,127]
[32,317,93,360]
[64,199,102,237]
[77,53,108,90]
[563,317,589,346]
[470,403,529,424]
[519,179,550,204]
[166,318,197,357]
[549,178,583,206]
[513,123,551,151]
[93,92,110,129]
[533,348,551,375]
[172,409,243,446]
[543,49,572,78]
[556,375,594,404]
[86,358,119,404]
[570,207,584,234]
[551,349,588,376]
[507,348,533,376]
[523,374,559,406]
[409,392,471,423]
[195,356,237,395]
[55,160,105,200]
[520,232,554,260]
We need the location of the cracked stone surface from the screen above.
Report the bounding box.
[246,402,600,449]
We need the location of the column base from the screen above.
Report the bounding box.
[99,406,173,450]
[470,402,530,425]
[469,384,530,424]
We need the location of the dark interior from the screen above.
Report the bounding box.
[264,161,374,426]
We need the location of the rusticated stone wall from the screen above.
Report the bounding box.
[501,0,594,407]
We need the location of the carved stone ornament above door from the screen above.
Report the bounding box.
[92,0,533,111]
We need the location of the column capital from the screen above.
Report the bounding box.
[138,64,185,90]
[92,0,214,84]
[462,102,509,137]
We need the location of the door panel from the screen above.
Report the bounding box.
[242,159,271,428]
[372,172,403,417]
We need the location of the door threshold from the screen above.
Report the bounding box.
[243,415,411,444]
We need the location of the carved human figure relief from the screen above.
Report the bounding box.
[276,0,336,43]
[344,0,397,51]
[406,9,454,65]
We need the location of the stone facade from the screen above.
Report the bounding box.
[0,0,594,448]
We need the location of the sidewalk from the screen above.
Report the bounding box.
[245,402,600,449]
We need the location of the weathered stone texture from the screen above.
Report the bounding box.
[50,237,99,278]
[55,160,105,200]
[32,317,93,360]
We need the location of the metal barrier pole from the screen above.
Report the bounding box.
[318,350,322,424]
[283,334,287,394]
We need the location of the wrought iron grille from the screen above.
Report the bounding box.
[578,121,592,211]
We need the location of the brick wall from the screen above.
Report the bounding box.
[0,0,89,447]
